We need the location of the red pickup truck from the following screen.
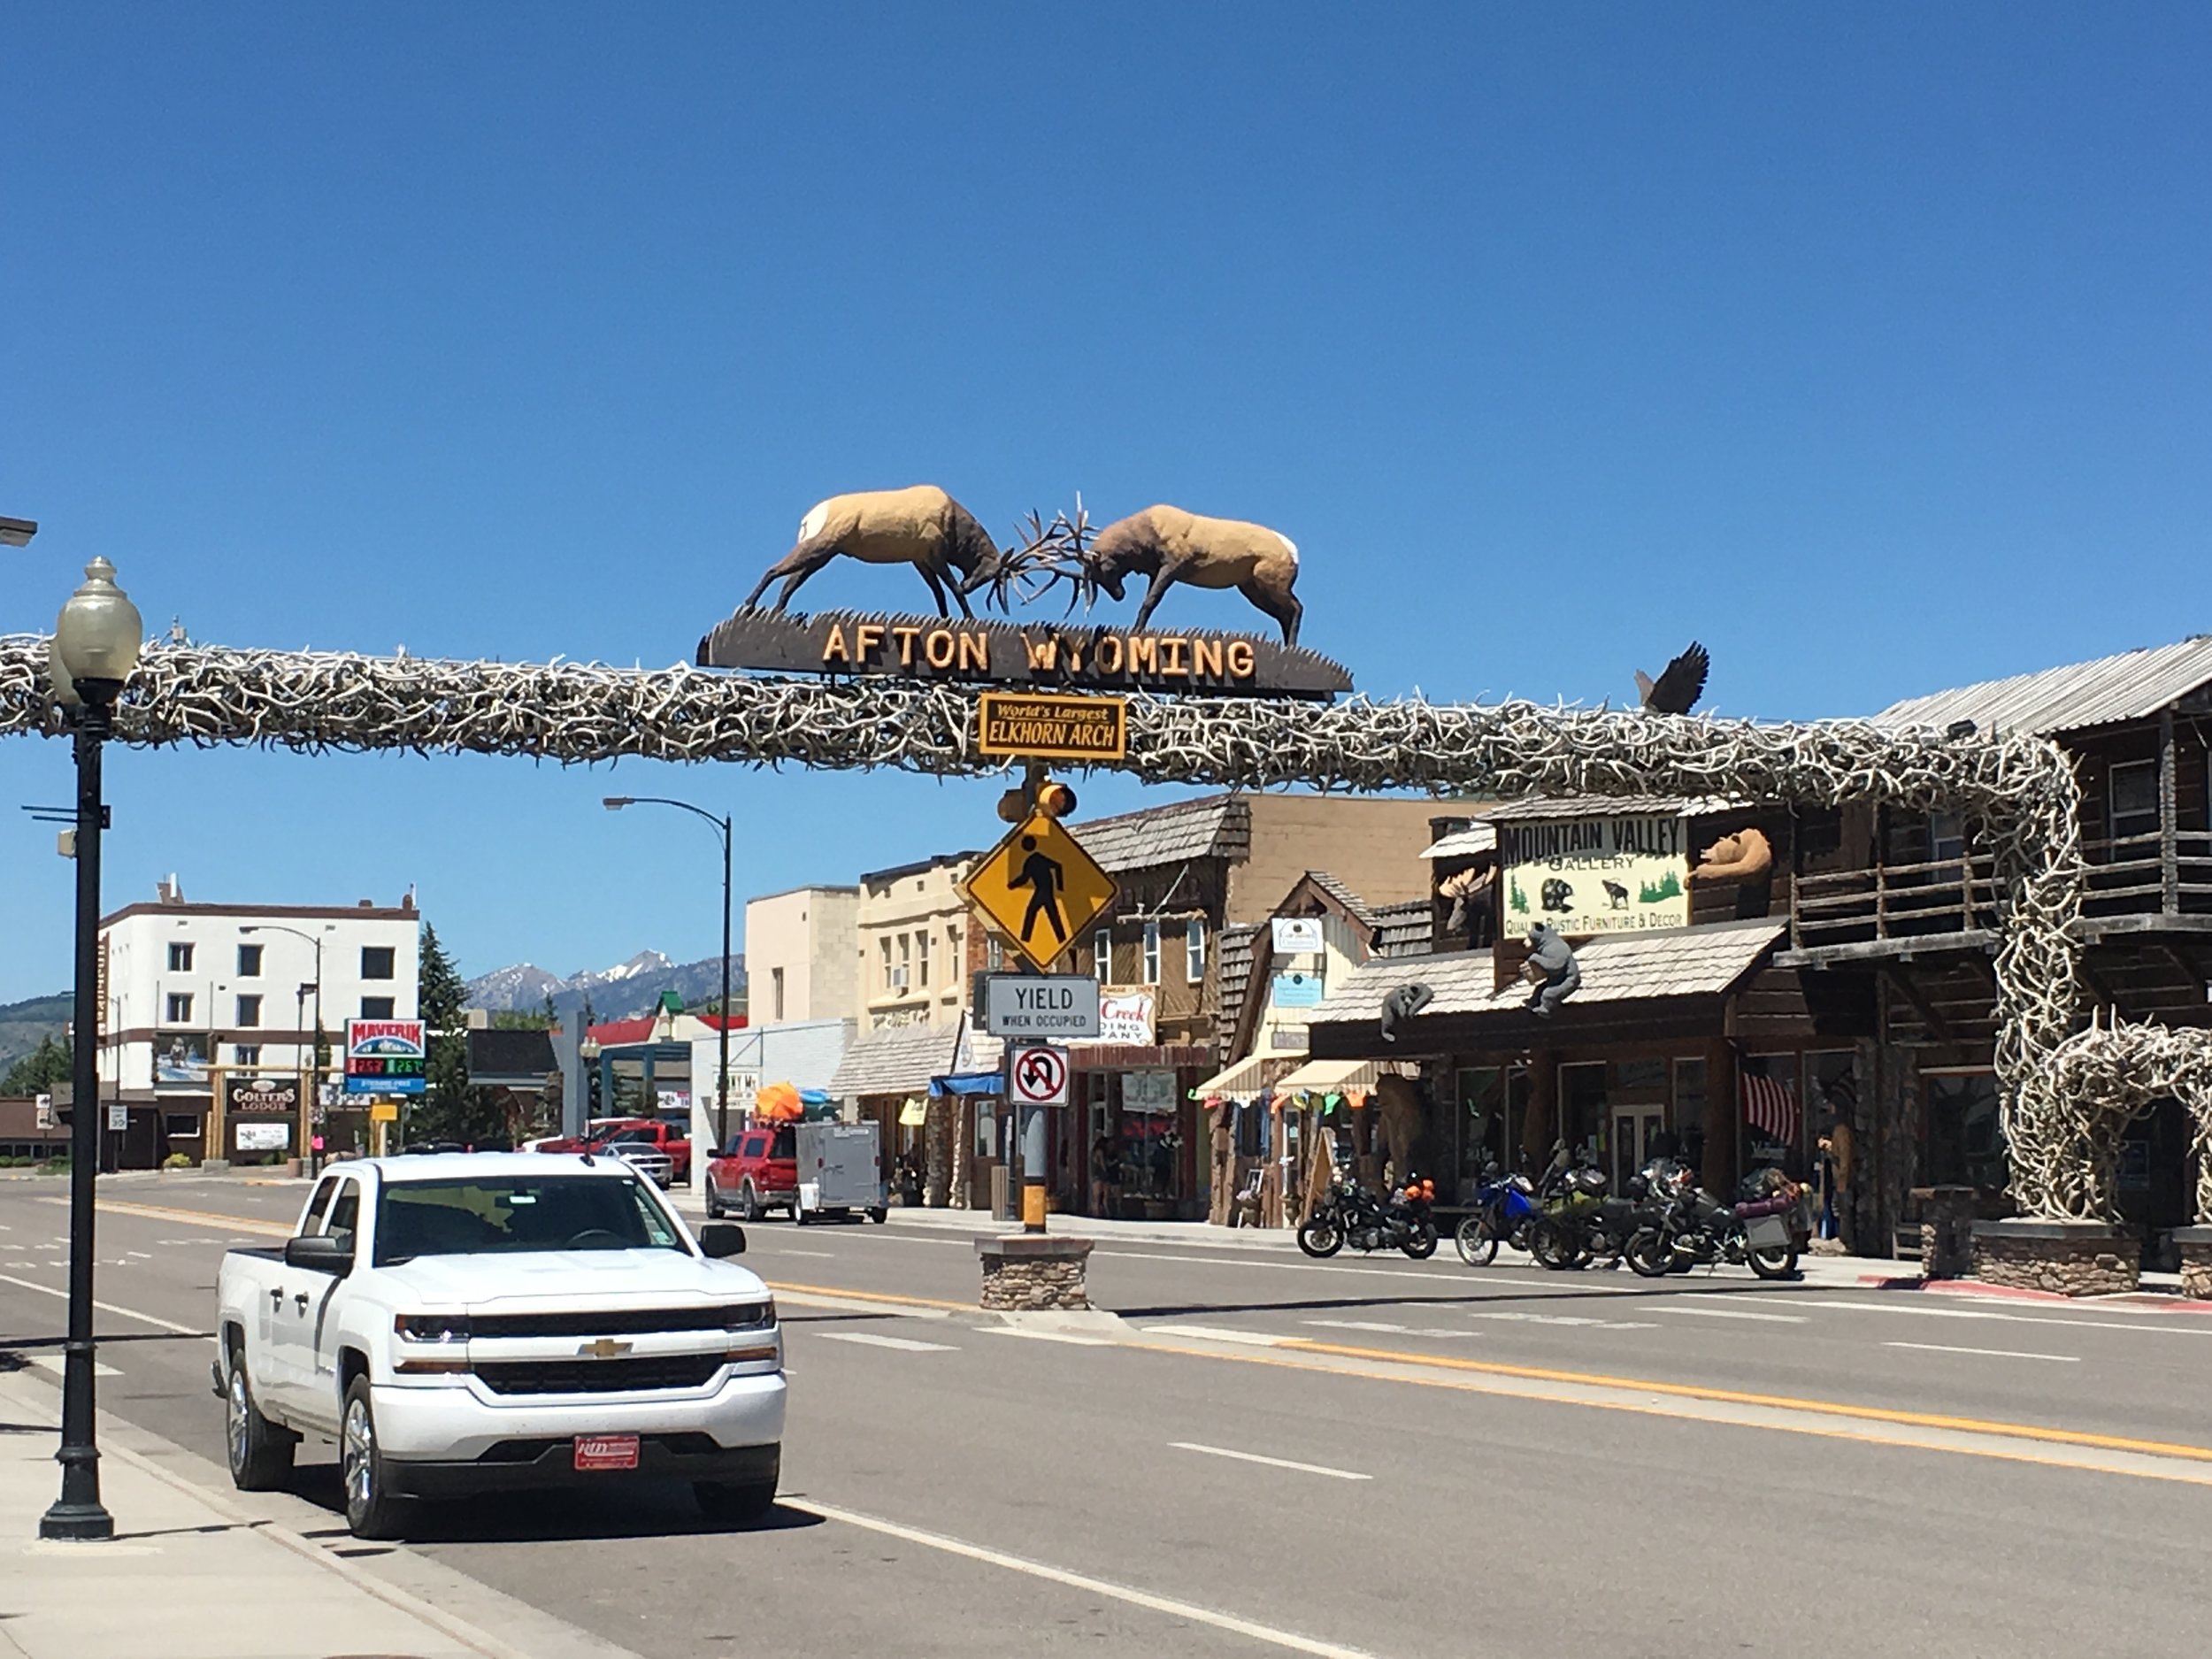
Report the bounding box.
[532,1117,693,1187]
[705,1125,799,1221]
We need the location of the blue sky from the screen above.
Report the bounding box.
[4,4,2209,1001]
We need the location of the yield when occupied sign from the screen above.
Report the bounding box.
[1008,1044,1071,1108]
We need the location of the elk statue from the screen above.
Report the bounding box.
[1023,503,1305,646]
[739,485,1014,619]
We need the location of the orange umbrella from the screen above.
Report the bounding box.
[754,1081,803,1121]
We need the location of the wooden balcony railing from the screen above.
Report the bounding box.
[1790,828,2212,952]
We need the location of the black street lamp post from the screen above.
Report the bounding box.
[603,796,733,1148]
[41,557,143,1543]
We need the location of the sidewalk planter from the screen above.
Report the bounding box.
[976,1234,1094,1310]
[2171,1226,2212,1299]
[1970,1218,2139,1296]
[1917,1186,1980,1279]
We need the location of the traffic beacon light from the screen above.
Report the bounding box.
[1036,780,1077,819]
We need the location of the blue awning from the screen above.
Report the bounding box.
[930,1071,1003,1098]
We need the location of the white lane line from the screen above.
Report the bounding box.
[1304,1318,1417,1334]
[817,1332,957,1353]
[1652,1305,1808,1325]
[0,1271,205,1333]
[978,1327,1114,1346]
[1170,1441,1371,1481]
[27,1356,122,1378]
[1761,1294,2212,1337]
[1885,1340,2080,1363]
[1140,1325,1289,1347]
[791,1498,1381,1659]
[1463,1310,1622,1328]
[773,1248,837,1258]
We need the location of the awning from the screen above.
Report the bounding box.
[1187,1054,1298,1104]
[929,1071,1003,1098]
[1272,1058,1418,1101]
[1420,825,1497,859]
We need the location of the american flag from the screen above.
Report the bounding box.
[1740,1071,1799,1146]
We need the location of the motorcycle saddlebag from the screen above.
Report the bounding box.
[1742,1211,1793,1249]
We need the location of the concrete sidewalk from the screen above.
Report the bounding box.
[0,1369,634,1659]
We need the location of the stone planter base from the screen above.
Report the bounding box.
[976,1235,1094,1310]
[198,1158,232,1175]
[2172,1227,2212,1300]
[1970,1219,2139,1297]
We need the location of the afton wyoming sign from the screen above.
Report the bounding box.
[1502,813,1689,934]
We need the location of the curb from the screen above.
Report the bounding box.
[1856,1273,2212,1312]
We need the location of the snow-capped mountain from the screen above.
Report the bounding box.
[464,950,745,1022]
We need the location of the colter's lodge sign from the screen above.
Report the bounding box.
[699,485,1353,699]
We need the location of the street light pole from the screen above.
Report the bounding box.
[42,557,143,1544]
[603,796,734,1148]
[240,924,326,1173]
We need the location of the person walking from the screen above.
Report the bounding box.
[1089,1133,1118,1218]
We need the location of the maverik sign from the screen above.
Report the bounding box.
[345,1018,428,1096]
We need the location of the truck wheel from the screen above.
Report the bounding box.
[739,1182,763,1223]
[341,1377,411,1540]
[866,1206,887,1225]
[695,1448,780,1526]
[704,1178,726,1219]
[224,1347,295,1492]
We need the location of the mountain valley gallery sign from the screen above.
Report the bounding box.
[1502,812,1690,935]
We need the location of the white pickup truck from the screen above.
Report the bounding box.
[213,1152,784,1539]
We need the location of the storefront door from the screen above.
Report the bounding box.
[1613,1107,1663,1194]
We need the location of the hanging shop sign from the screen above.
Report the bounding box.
[976,691,1128,761]
[964,811,1119,972]
[982,973,1102,1039]
[1271,917,1325,954]
[345,1018,428,1096]
[1119,1070,1177,1114]
[1271,970,1325,1008]
[1501,812,1690,935]
[225,1074,305,1116]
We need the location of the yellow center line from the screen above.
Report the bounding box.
[763,1279,974,1312]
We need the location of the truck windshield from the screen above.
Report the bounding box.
[373,1175,687,1265]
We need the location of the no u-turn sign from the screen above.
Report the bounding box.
[1008,1044,1071,1108]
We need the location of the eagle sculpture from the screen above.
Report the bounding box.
[1636,641,1710,716]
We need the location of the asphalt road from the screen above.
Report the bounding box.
[4,1172,2211,1659]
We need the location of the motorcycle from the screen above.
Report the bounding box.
[1625,1160,1801,1280]
[1526,1143,1654,1271]
[1454,1161,1540,1266]
[1298,1176,1440,1260]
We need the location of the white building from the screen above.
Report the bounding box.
[742,885,859,1024]
[96,876,421,1163]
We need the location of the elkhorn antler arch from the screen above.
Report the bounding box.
[4,633,2204,1223]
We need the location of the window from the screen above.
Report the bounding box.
[163,1114,202,1139]
[303,1176,340,1234]
[1093,927,1112,979]
[1928,810,1967,865]
[986,934,1004,972]
[2110,759,2160,842]
[1924,1071,2007,1190]
[373,1174,683,1265]
[879,937,893,989]
[165,993,194,1025]
[167,941,194,972]
[770,967,785,1022]
[1141,920,1161,986]
[1186,918,1207,984]
[360,996,396,1020]
[361,946,396,980]
[236,943,263,977]
[234,1044,261,1066]
[916,929,931,988]
[235,994,262,1028]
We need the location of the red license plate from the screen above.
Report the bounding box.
[573,1433,641,1471]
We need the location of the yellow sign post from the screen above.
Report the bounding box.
[963,810,1118,973]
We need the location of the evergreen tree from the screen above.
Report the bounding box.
[1,1034,72,1097]
[413,924,501,1144]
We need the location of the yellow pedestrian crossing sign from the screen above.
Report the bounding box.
[964,810,1118,972]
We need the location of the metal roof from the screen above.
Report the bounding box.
[1066,793,1251,873]
[1483,794,1750,824]
[1874,635,2212,738]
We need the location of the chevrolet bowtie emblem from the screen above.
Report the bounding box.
[578,1338,634,1359]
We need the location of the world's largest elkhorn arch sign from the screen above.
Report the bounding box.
[4,632,2208,1224]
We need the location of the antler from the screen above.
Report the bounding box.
[993,496,1099,615]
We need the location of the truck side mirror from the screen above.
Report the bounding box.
[698,1223,747,1259]
[284,1233,353,1274]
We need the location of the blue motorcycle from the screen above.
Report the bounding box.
[1454,1161,1540,1266]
